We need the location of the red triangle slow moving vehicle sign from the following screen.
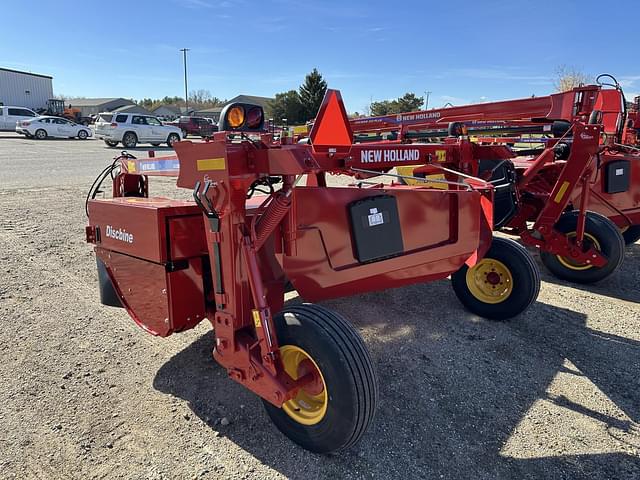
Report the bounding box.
[309,89,353,153]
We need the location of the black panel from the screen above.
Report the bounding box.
[97,257,122,308]
[603,160,630,194]
[348,195,404,262]
[478,160,519,228]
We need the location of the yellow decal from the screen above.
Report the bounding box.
[252,310,262,328]
[423,174,448,190]
[435,150,447,162]
[553,181,570,203]
[197,157,226,171]
[127,160,136,172]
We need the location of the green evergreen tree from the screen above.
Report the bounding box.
[299,68,328,121]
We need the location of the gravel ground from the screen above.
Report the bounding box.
[0,133,639,480]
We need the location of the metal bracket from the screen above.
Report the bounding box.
[194,180,225,303]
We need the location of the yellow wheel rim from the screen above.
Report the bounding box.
[555,232,601,271]
[466,258,514,304]
[280,345,328,425]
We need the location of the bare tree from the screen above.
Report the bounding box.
[554,65,590,92]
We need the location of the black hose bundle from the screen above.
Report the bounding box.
[84,151,136,217]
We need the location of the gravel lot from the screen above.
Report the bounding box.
[0,132,639,480]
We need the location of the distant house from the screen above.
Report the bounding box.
[228,94,274,109]
[152,104,181,120]
[194,94,274,122]
[194,106,224,122]
[66,98,135,116]
[113,104,152,115]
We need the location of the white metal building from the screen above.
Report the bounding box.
[0,67,53,110]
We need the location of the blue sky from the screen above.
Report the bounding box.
[2,0,639,113]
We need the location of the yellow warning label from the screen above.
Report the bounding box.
[197,157,226,171]
[553,181,570,203]
[127,160,136,172]
[252,310,262,328]
[435,150,447,162]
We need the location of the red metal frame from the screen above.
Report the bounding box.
[86,90,508,408]
[350,84,640,254]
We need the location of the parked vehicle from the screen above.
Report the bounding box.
[16,116,92,139]
[94,113,182,148]
[38,99,93,125]
[168,116,217,138]
[0,106,38,131]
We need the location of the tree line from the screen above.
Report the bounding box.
[266,69,428,123]
[135,90,227,111]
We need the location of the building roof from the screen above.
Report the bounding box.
[65,97,134,107]
[229,94,274,106]
[152,104,182,114]
[0,67,53,80]
[195,106,224,114]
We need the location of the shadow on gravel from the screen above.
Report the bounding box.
[526,243,640,304]
[154,279,640,480]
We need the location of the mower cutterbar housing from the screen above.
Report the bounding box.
[87,198,208,337]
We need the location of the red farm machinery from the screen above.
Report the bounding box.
[85,90,542,453]
[350,75,639,284]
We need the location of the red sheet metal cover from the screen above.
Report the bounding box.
[88,197,205,263]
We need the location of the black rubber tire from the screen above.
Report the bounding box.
[262,304,378,454]
[167,133,180,147]
[451,237,540,320]
[622,225,640,245]
[122,132,137,148]
[35,129,47,140]
[77,130,88,140]
[540,211,625,284]
[104,140,119,147]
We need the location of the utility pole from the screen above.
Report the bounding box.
[424,91,431,110]
[180,48,190,114]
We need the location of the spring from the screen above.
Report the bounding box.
[254,192,291,250]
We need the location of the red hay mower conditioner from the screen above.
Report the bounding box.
[351,76,638,284]
[85,90,542,453]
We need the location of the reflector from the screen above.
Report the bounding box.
[309,89,353,153]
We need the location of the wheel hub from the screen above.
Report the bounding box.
[465,258,514,304]
[556,232,601,271]
[280,345,328,425]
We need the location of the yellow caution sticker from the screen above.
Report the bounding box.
[436,150,447,162]
[553,181,570,203]
[127,160,136,172]
[252,310,262,328]
[197,157,226,171]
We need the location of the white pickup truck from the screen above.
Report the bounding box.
[0,106,38,131]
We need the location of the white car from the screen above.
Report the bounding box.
[0,106,38,131]
[16,116,93,140]
[94,112,182,148]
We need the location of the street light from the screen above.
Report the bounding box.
[424,91,431,110]
[180,48,190,114]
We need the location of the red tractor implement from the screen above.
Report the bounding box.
[351,77,636,283]
[85,90,541,453]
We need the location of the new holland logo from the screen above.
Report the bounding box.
[105,225,134,244]
[360,149,421,163]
